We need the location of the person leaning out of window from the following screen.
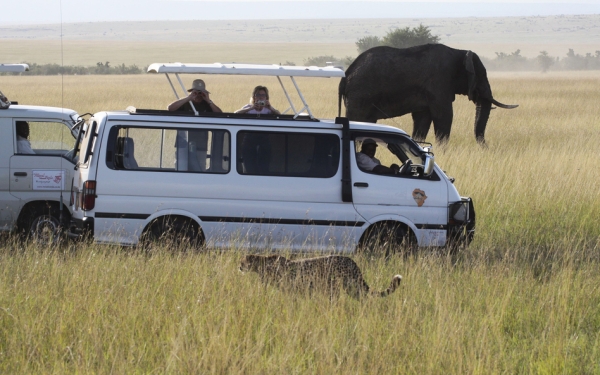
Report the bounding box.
[235,86,280,115]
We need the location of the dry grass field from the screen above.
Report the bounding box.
[1,68,600,371]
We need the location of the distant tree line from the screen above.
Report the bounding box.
[3,37,600,75]
[355,24,440,53]
[481,49,600,72]
[0,62,145,75]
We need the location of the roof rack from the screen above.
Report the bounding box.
[126,106,319,122]
[147,63,345,120]
[0,64,30,108]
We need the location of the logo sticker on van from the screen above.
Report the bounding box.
[32,170,65,190]
[412,189,427,207]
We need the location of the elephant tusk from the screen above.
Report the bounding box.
[490,98,518,109]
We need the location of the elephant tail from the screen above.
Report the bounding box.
[338,76,347,117]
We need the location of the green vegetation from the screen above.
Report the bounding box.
[482,49,600,72]
[355,24,440,53]
[0,61,145,76]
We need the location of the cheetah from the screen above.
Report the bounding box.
[239,254,402,299]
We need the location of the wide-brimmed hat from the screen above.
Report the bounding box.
[362,138,378,147]
[188,79,210,93]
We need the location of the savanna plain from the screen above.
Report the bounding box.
[1,54,600,373]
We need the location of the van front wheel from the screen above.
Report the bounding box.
[20,205,67,246]
[140,216,204,251]
[359,222,416,257]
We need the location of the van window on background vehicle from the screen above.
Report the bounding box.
[237,131,340,178]
[109,126,230,173]
[15,121,74,156]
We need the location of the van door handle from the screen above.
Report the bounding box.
[14,172,27,177]
[353,182,368,188]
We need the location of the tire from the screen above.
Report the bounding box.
[139,216,204,251]
[21,204,67,246]
[359,222,416,257]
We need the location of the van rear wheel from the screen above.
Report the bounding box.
[359,222,416,257]
[140,216,204,251]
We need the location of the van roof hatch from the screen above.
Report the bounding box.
[0,63,29,73]
[147,62,345,120]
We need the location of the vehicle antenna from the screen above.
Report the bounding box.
[59,0,65,233]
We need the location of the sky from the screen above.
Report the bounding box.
[1,1,600,24]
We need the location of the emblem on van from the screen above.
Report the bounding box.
[412,189,427,207]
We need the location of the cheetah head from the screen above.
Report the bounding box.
[239,254,287,273]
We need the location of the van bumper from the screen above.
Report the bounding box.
[447,197,476,247]
[68,216,94,240]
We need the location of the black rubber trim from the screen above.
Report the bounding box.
[95,212,151,219]
[415,224,448,230]
[199,216,365,227]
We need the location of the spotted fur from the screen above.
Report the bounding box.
[239,254,402,299]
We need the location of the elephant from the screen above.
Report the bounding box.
[338,44,518,144]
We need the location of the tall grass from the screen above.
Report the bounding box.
[1,72,599,373]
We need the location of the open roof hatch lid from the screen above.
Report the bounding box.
[147,62,345,119]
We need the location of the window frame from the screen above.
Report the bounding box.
[236,130,341,178]
[105,124,231,174]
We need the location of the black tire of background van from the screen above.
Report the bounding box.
[18,202,70,246]
[358,221,417,257]
[139,215,205,252]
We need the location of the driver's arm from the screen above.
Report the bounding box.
[372,164,398,175]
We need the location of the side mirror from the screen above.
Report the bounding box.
[423,153,434,176]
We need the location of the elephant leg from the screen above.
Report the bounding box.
[411,111,432,142]
[432,103,454,144]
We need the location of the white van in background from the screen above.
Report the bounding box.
[68,63,474,253]
[1,63,83,243]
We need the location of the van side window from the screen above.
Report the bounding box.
[109,126,230,173]
[237,131,340,178]
[15,121,74,156]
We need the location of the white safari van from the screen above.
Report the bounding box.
[68,63,474,253]
[1,63,83,243]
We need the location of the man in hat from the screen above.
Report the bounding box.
[167,79,222,113]
[356,138,402,175]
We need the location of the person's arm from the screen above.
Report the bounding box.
[207,100,222,113]
[265,100,280,114]
[202,92,222,113]
[372,164,397,174]
[17,138,35,154]
[357,153,399,175]
[167,92,195,111]
[235,104,255,114]
[356,152,379,171]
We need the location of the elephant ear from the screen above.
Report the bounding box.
[464,51,477,102]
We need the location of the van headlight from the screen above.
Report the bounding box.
[449,200,470,224]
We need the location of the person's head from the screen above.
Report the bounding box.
[361,138,378,157]
[188,79,210,100]
[16,121,30,139]
[251,86,269,106]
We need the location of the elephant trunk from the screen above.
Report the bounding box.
[474,100,492,144]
